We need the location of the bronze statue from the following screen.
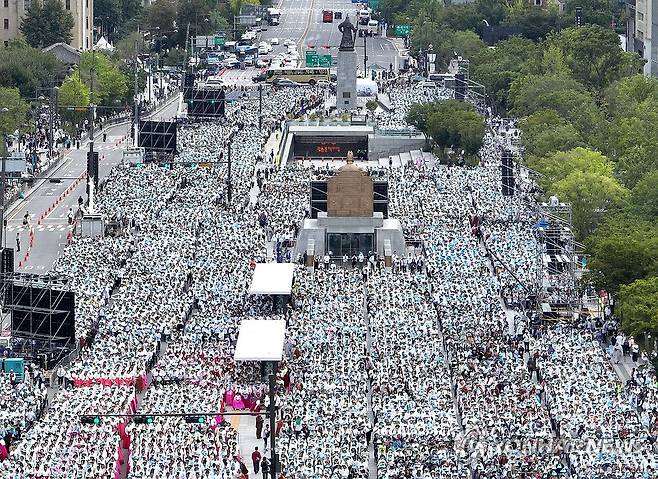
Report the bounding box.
[338,15,358,51]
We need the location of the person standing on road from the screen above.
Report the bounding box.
[68,207,74,225]
[15,233,20,252]
[252,446,262,474]
[261,457,270,479]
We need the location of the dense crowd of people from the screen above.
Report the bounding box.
[0,74,652,479]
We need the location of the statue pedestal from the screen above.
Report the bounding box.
[336,49,357,111]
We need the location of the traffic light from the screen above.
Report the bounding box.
[184,416,205,424]
[134,415,155,424]
[86,151,99,189]
[81,415,101,425]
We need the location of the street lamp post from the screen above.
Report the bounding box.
[0,107,9,257]
[268,364,277,479]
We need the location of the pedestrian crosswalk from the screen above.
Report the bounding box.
[95,144,124,151]
[7,224,74,232]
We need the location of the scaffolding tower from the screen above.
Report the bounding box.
[0,272,75,361]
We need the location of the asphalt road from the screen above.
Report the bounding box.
[259,0,401,72]
[5,95,180,273]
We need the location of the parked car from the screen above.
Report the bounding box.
[271,37,280,45]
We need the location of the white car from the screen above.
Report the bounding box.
[283,39,295,46]
[258,46,268,55]
[418,80,437,88]
[271,38,280,45]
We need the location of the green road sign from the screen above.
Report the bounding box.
[395,24,411,36]
[214,36,225,46]
[369,0,380,9]
[305,50,319,67]
[318,55,332,67]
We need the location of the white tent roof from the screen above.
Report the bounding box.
[95,36,115,52]
[234,320,286,361]
[248,263,295,295]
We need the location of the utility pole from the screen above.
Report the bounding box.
[147,55,152,104]
[133,41,140,148]
[87,49,96,211]
[363,30,368,79]
[48,86,54,161]
[268,364,277,479]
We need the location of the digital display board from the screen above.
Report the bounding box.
[293,136,368,158]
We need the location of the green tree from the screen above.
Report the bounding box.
[163,48,186,67]
[20,0,75,48]
[143,0,178,33]
[529,147,613,189]
[57,75,90,125]
[80,51,130,106]
[550,25,644,92]
[470,37,540,111]
[115,31,147,62]
[452,109,485,155]
[519,109,584,158]
[0,40,61,97]
[475,0,505,26]
[176,0,215,46]
[449,30,486,60]
[630,171,658,220]
[565,0,618,29]
[588,215,658,292]
[505,7,569,41]
[605,75,658,119]
[94,0,122,41]
[0,87,29,154]
[508,74,606,144]
[618,276,658,338]
[426,100,483,156]
[405,102,440,136]
[552,169,628,238]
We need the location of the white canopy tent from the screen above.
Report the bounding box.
[248,263,295,295]
[234,319,286,362]
[95,36,115,52]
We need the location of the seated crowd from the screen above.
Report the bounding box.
[0,77,652,479]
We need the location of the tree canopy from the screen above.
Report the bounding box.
[618,276,658,339]
[0,87,29,154]
[20,0,75,48]
[0,41,62,98]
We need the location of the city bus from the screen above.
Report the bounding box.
[322,10,334,23]
[266,67,331,85]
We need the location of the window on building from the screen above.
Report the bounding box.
[342,92,350,98]
[638,30,644,40]
[3,19,8,30]
[66,0,70,9]
[3,0,7,8]
[638,12,644,21]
